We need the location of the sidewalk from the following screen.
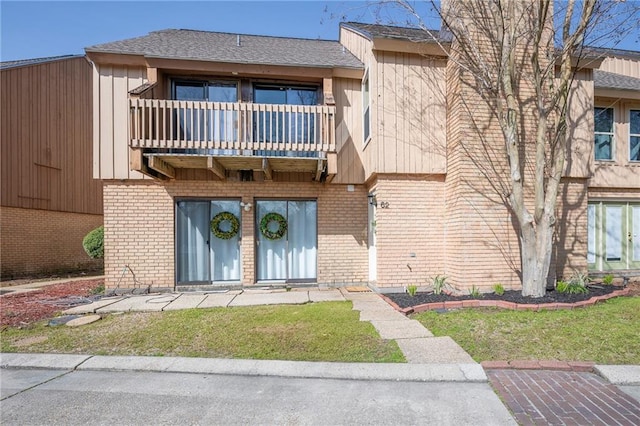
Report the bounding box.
[62,286,481,369]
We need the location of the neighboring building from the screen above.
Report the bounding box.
[0,55,103,279]
[86,20,639,292]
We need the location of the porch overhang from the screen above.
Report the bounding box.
[131,149,337,182]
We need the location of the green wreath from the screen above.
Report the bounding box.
[260,212,288,241]
[210,211,240,240]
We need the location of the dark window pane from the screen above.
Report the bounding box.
[630,110,640,135]
[286,88,318,105]
[594,107,613,133]
[595,134,612,160]
[175,82,206,101]
[255,87,287,104]
[630,136,640,161]
[208,84,237,102]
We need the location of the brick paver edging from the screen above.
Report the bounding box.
[380,288,631,315]
[481,360,595,372]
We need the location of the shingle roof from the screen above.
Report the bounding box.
[0,54,84,70]
[594,70,640,91]
[86,29,363,69]
[341,22,445,43]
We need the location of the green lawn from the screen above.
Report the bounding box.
[413,296,640,364]
[1,302,405,363]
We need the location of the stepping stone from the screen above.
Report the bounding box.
[351,299,394,311]
[370,319,432,339]
[359,309,409,321]
[66,315,101,327]
[396,337,476,364]
[48,315,80,326]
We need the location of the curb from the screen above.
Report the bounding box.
[481,360,595,372]
[0,353,487,383]
[383,288,631,315]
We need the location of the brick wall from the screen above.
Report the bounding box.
[103,180,368,290]
[0,206,103,279]
[369,175,446,289]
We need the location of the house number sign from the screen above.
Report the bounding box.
[380,201,390,209]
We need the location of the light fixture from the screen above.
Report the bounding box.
[367,194,377,207]
[240,202,252,212]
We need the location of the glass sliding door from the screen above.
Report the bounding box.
[256,200,317,282]
[256,201,288,281]
[173,80,238,149]
[176,201,211,283]
[176,200,241,285]
[287,201,317,280]
[253,85,319,157]
[210,201,241,281]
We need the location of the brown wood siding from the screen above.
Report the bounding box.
[599,57,640,79]
[339,27,372,64]
[0,57,102,214]
[94,64,147,179]
[374,51,446,175]
[333,77,365,183]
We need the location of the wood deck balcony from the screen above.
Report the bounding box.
[129,98,337,181]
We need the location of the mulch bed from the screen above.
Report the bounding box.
[0,279,104,328]
[385,284,627,310]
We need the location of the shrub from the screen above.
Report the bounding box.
[602,274,614,286]
[493,283,505,296]
[82,226,104,259]
[407,285,418,297]
[556,279,588,295]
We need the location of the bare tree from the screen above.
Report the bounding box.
[369,0,637,297]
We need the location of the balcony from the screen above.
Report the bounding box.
[129,98,337,181]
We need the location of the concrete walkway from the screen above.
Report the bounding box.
[62,286,479,372]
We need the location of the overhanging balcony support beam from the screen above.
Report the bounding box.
[207,156,226,180]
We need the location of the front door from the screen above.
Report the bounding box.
[256,200,317,282]
[176,200,241,284]
[588,202,640,271]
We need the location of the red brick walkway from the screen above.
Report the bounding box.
[488,369,640,425]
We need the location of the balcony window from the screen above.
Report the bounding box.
[630,109,640,162]
[594,107,614,161]
[173,80,238,146]
[254,85,319,157]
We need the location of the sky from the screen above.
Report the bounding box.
[1,1,638,62]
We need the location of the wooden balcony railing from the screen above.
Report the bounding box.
[129,99,336,153]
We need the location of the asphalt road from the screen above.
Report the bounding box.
[1,368,516,425]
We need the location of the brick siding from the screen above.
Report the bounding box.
[0,206,103,279]
[103,180,368,290]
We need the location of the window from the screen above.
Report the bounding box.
[172,80,239,144]
[362,69,371,144]
[594,107,614,160]
[630,109,640,162]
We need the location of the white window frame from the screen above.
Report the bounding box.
[629,108,640,162]
[594,106,614,161]
[362,68,371,146]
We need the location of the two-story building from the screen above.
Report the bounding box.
[86,21,639,293]
[1,55,103,279]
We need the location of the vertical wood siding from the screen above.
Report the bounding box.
[94,64,147,179]
[0,57,102,214]
[374,51,447,175]
[599,57,640,79]
[333,77,365,183]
